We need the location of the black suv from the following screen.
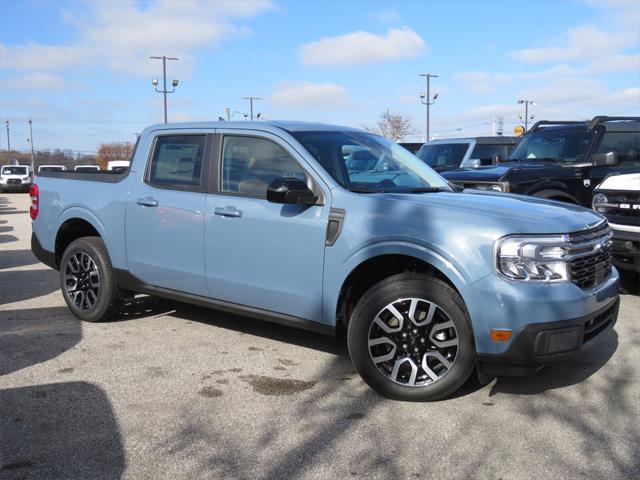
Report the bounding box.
[441,116,640,206]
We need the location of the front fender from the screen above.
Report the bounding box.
[323,240,479,326]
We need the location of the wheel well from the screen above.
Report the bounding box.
[335,254,458,336]
[55,219,100,267]
[531,189,578,205]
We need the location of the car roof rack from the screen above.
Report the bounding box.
[588,116,640,130]
[529,120,585,132]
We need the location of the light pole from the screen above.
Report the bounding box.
[4,120,10,152]
[28,119,35,171]
[242,97,261,121]
[419,73,439,141]
[517,99,536,131]
[150,56,179,123]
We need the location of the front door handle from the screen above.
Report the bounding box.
[214,206,242,218]
[136,197,159,207]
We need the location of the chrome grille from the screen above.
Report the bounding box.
[568,222,613,289]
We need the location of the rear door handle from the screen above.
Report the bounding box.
[136,197,159,207]
[214,206,242,218]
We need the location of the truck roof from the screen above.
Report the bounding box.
[425,136,519,145]
[143,120,362,135]
[530,117,639,133]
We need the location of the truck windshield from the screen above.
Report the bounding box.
[416,143,470,168]
[1,166,28,175]
[291,131,452,193]
[509,129,594,162]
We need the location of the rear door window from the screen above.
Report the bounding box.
[148,135,205,190]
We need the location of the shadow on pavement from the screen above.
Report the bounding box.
[0,234,19,244]
[0,382,125,479]
[0,268,59,304]
[0,306,81,376]
[0,249,39,270]
[172,302,346,356]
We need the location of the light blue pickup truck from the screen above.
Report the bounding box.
[31,122,619,401]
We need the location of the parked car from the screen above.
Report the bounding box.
[38,165,66,173]
[74,165,101,172]
[442,116,640,206]
[398,142,424,154]
[593,173,639,273]
[107,160,130,172]
[0,164,33,192]
[31,121,619,401]
[416,136,519,172]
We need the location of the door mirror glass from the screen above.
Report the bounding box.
[591,151,618,167]
[267,177,318,205]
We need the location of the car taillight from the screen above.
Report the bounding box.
[29,184,39,220]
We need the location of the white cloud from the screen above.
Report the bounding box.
[452,71,511,84]
[3,73,70,91]
[269,81,349,108]
[369,8,401,24]
[299,27,426,67]
[0,0,274,76]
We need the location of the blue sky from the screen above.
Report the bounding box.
[1,0,638,152]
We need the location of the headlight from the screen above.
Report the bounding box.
[495,235,570,282]
[592,192,608,213]
[466,181,510,192]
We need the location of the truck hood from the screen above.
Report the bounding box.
[383,190,604,234]
[596,173,640,191]
[440,162,557,182]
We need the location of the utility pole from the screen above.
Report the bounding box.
[150,56,179,123]
[419,73,439,141]
[4,120,10,152]
[242,97,261,121]
[517,99,536,131]
[28,119,35,171]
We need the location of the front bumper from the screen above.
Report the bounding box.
[610,227,640,273]
[477,297,619,376]
[0,181,31,191]
[462,266,620,375]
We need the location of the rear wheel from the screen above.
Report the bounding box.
[347,273,475,401]
[60,237,122,322]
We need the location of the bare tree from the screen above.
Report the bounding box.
[96,143,134,170]
[364,109,415,142]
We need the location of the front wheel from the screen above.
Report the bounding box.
[347,273,476,401]
[59,236,122,322]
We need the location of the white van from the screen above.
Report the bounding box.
[107,160,130,172]
[38,165,66,173]
[74,165,101,172]
[0,164,33,192]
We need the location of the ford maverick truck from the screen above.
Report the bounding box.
[31,121,620,401]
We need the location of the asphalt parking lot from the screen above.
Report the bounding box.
[1,193,639,480]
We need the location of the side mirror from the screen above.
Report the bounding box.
[591,152,618,166]
[461,158,481,168]
[267,177,318,205]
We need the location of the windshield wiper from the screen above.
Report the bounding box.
[346,186,380,193]
[405,187,448,193]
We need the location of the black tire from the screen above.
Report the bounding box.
[59,236,122,322]
[347,273,475,401]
